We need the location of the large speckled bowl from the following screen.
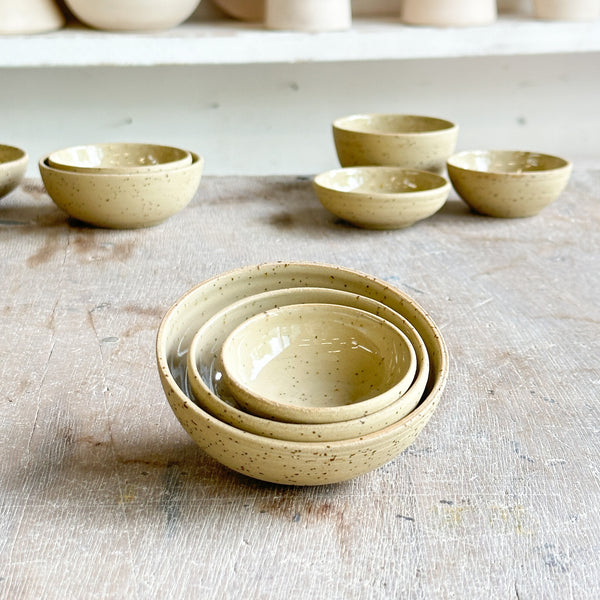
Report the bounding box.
[0,145,28,200]
[447,150,572,218]
[156,262,448,486]
[313,166,451,229]
[39,152,203,229]
[333,114,458,174]
[186,286,429,443]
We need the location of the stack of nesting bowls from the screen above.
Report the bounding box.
[156,261,449,486]
[39,142,204,229]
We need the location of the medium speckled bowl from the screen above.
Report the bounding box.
[186,286,429,443]
[447,150,572,218]
[220,302,417,424]
[47,143,192,174]
[313,166,451,229]
[39,152,203,229]
[0,145,28,200]
[157,261,448,486]
[333,114,458,174]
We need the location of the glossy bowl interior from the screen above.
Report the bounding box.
[0,145,29,199]
[47,143,192,174]
[186,286,429,443]
[219,302,417,424]
[157,262,448,486]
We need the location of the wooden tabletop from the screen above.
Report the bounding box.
[1,172,598,599]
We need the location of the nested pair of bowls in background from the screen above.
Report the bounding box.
[39,142,204,228]
[156,261,449,486]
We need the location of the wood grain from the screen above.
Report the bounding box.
[1,172,598,599]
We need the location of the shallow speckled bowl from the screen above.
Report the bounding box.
[447,150,572,218]
[157,261,448,486]
[313,166,451,229]
[39,152,203,229]
[333,114,458,174]
[220,302,416,424]
[186,286,429,442]
[47,143,192,174]
[0,145,28,200]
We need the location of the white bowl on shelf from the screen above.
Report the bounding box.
[265,0,352,31]
[533,0,600,20]
[401,0,497,26]
[0,0,65,34]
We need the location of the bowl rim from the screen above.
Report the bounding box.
[447,149,572,175]
[0,144,28,165]
[333,113,458,136]
[156,261,449,451]
[313,166,451,196]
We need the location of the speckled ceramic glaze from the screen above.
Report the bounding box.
[47,143,192,174]
[447,150,572,218]
[313,166,451,229]
[157,262,448,486]
[0,0,65,34]
[39,152,203,229]
[186,286,429,443]
[333,114,458,174]
[401,0,497,26]
[64,0,201,30]
[533,0,600,20]
[265,0,352,31]
[0,145,28,200]
[220,303,416,424]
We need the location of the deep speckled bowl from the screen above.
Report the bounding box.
[0,145,28,200]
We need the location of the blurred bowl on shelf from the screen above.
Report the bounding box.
[265,0,352,31]
[533,0,600,20]
[64,0,202,31]
[47,143,192,174]
[333,113,458,174]
[313,166,451,229]
[401,0,497,26]
[39,151,203,228]
[0,145,28,200]
[447,149,572,218]
[0,0,65,35]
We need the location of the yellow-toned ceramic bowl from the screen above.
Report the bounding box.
[447,150,572,218]
[157,262,448,486]
[0,145,28,200]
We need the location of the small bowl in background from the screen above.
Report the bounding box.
[219,302,417,424]
[0,145,28,200]
[64,0,202,31]
[0,0,65,35]
[333,114,458,174]
[447,150,572,218]
[39,151,203,229]
[313,166,451,229]
[401,0,497,27]
[265,0,352,31]
[47,143,192,174]
[533,0,600,20]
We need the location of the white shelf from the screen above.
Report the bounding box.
[1,17,599,68]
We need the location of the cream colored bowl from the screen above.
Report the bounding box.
[220,302,416,424]
[186,286,429,443]
[47,143,192,174]
[333,114,458,174]
[265,0,352,32]
[64,0,201,31]
[0,145,28,200]
[157,262,448,486]
[401,0,497,27]
[39,152,203,229]
[447,150,572,218]
[0,0,65,35]
[313,166,451,229]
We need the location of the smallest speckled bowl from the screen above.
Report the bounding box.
[0,145,28,200]
[220,303,417,424]
[39,152,203,229]
[47,143,192,174]
[447,150,572,218]
[313,166,451,229]
[333,114,458,174]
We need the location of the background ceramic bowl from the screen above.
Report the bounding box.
[0,0,65,34]
[533,0,600,20]
[64,0,202,31]
[447,150,572,218]
[313,166,451,229]
[157,261,448,486]
[0,145,28,200]
[47,143,192,174]
[220,302,416,424]
[186,285,429,442]
[333,114,458,174]
[265,0,352,31]
[401,0,497,26]
[39,152,203,229]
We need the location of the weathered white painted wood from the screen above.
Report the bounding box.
[0,172,598,598]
